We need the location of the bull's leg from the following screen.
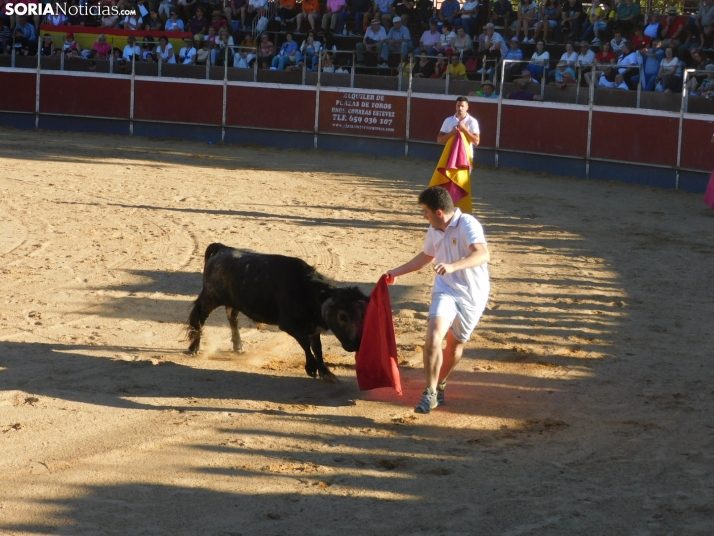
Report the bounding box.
[280,325,319,379]
[187,292,219,354]
[225,307,244,354]
[309,334,338,384]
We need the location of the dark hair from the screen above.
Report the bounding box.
[418,186,454,213]
[456,95,468,103]
[444,21,453,30]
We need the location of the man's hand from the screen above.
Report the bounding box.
[384,272,396,284]
[433,262,455,275]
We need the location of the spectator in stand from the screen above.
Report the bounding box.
[122,12,141,30]
[195,38,211,64]
[661,8,685,48]
[560,0,583,42]
[439,0,461,26]
[678,19,701,61]
[68,0,87,26]
[92,34,112,58]
[205,25,218,47]
[610,29,626,55]
[691,64,714,97]
[631,25,651,51]
[549,59,576,85]
[415,0,435,28]
[382,16,412,63]
[234,33,256,67]
[0,20,12,54]
[644,11,662,41]
[62,32,81,56]
[322,0,345,34]
[546,40,576,81]
[491,0,513,35]
[14,16,37,44]
[297,30,322,69]
[532,0,560,45]
[416,18,440,55]
[256,31,274,64]
[391,0,414,29]
[101,6,120,29]
[178,0,199,21]
[355,18,387,65]
[9,27,30,56]
[365,0,394,30]
[340,0,370,36]
[509,79,543,100]
[695,0,714,48]
[276,0,297,26]
[452,0,478,36]
[444,52,467,79]
[159,0,177,20]
[413,53,435,77]
[585,38,615,85]
[436,21,456,54]
[166,11,185,30]
[146,10,164,31]
[143,36,157,61]
[514,0,537,43]
[450,25,473,54]
[296,0,320,33]
[655,45,681,92]
[431,52,447,77]
[475,79,498,97]
[190,7,209,40]
[157,35,177,63]
[580,2,605,44]
[576,40,594,77]
[499,36,522,81]
[122,36,141,62]
[179,35,198,64]
[213,25,233,64]
[614,0,639,36]
[614,41,638,89]
[520,38,549,82]
[46,12,68,26]
[211,11,229,32]
[637,37,663,90]
[477,22,505,74]
[271,31,298,69]
[40,34,56,56]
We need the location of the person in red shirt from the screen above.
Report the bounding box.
[661,8,686,46]
[631,25,652,50]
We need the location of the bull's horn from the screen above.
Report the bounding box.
[321,297,334,321]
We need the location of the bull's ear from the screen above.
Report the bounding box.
[321,297,334,321]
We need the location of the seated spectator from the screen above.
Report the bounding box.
[157,35,177,63]
[549,59,576,86]
[178,0,199,21]
[443,52,467,79]
[431,53,447,78]
[159,0,177,20]
[271,31,298,69]
[205,25,218,48]
[577,41,595,68]
[412,53,435,77]
[242,0,268,29]
[296,0,320,33]
[334,59,350,73]
[179,36,198,64]
[453,0,478,36]
[533,0,560,45]
[381,16,412,64]
[256,31,274,64]
[145,10,163,31]
[10,28,31,56]
[165,11,185,31]
[475,79,498,97]
[0,20,10,54]
[616,41,639,89]
[478,22,506,70]
[123,36,141,62]
[67,0,87,26]
[614,0,639,35]
[190,7,209,39]
[509,79,544,100]
[92,34,112,58]
[101,8,120,28]
[321,50,335,71]
[520,38,549,82]
[364,0,393,30]
[214,26,234,65]
[661,8,686,48]
[298,31,322,70]
[322,0,346,34]
[600,71,629,89]
[644,11,662,41]
[560,0,583,41]
[143,36,157,61]
[341,0,371,36]
[581,2,606,44]
[40,34,56,57]
[450,25,473,54]
[88,60,97,72]
[631,25,651,51]
[391,0,414,29]
[196,39,211,64]
[234,33,256,67]
[491,0,514,34]
[436,21,456,54]
[355,18,387,66]
[637,38,663,90]
[276,0,297,26]
[655,45,682,92]
[46,13,68,26]
[610,30,626,55]
[439,0,461,25]
[415,0,436,28]
[14,16,37,44]
[513,0,537,43]
[415,18,440,55]
[399,53,415,76]
[584,39,616,86]
[62,32,81,57]
[122,12,141,31]
[691,64,714,97]
[499,36,523,81]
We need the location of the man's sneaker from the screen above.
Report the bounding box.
[414,387,438,414]
[592,37,601,44]
[436,381,446,406]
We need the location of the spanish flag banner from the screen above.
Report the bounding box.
[428,131,473,214]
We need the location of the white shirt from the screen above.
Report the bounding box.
[179,46,197,64]
[440,113,480,152]
[123,44,141,61]
[617,51,638,74]
[560,50,578,66]
[159,43,176,63]
[424,208,490,307]
[577,49,595,66]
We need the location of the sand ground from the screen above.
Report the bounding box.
[0,128,713,535]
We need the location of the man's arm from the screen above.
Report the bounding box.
[458,122,480,146]
[434,243,489,275]
[437,127,458,143]
[386,252,435,283]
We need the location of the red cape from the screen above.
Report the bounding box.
[355,275,402,394]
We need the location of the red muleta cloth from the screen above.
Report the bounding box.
[355,275,402,394]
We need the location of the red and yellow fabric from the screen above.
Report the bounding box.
[428,130,473,213]
[39,25,192,55]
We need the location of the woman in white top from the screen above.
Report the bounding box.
[547,40,577,81]
[179,37,197,65]
[157,36,177,64]
[522,39,549,81]
[46,13,68,26]
[656,46,682,93]
[213,26,234,65]
[298,31,322,71]
[515,0,538,43]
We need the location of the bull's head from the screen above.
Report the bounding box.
[321,287,369,352]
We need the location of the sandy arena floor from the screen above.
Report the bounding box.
[0,127,713,535]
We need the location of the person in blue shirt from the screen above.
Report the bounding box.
[381,16,412,63]
[14,16,37,44]
[499,36,523,81]
[271,32,299,69]
[439,0,461,25]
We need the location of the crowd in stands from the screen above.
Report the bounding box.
[1,0,714,95]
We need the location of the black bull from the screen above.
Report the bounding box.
[186,243,369,382]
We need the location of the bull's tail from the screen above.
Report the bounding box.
[204,242,226,267]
